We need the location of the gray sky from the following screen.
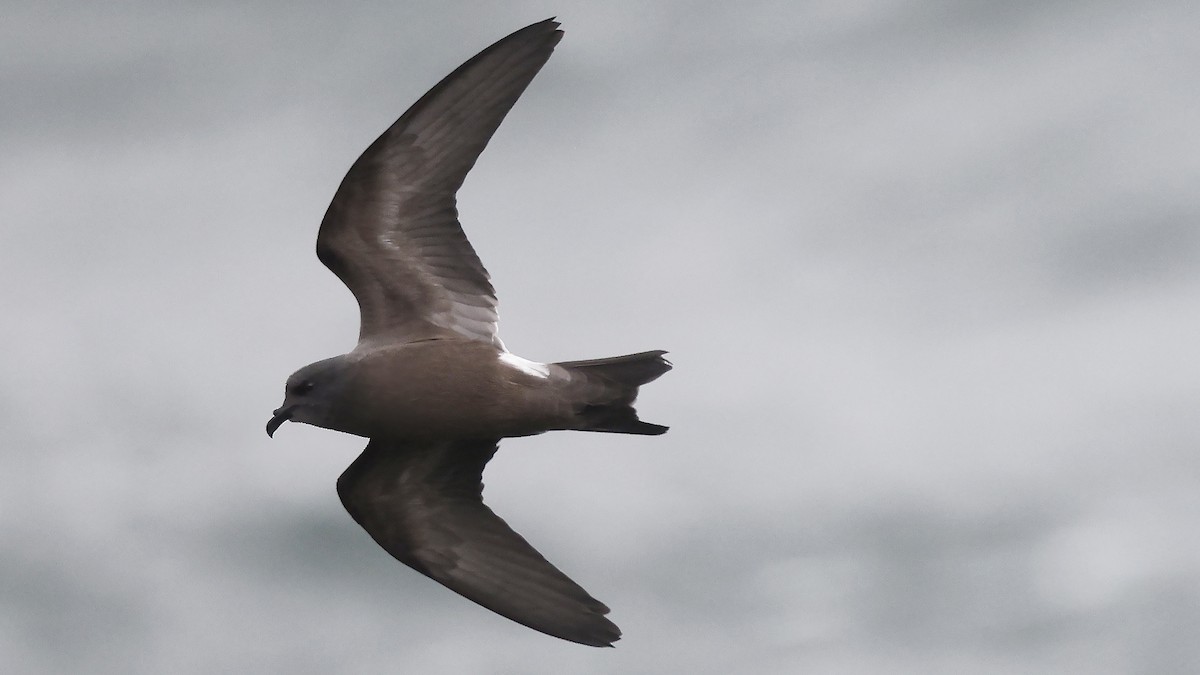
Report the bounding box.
[4,1,1198,673]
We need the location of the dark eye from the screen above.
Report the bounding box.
[289,380,314,395]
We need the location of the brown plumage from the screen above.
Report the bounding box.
[266,19,670,647]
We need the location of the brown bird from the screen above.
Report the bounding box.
[266,18,670,647]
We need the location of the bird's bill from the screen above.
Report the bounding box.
[266,406,293,437]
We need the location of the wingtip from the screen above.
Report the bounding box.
[523,16,563,37]
[572,622,622,648]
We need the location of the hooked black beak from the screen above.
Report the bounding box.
[266,406,293,438]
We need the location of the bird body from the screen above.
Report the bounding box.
[280,340,668,442]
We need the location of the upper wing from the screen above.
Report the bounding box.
[336,439,621,647]
[316,19,563,346]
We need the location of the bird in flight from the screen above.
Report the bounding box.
[266,18,670,647]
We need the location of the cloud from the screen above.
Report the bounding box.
[3,0,1198,672]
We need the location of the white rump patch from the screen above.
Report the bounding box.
[498,352,550,378]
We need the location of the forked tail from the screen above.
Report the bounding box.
[555,350,672,435]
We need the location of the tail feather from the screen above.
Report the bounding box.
[579,405,668,435]
[555,350,671,435]
[556,350,672,389]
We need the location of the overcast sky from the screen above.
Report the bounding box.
[3,1,1198,673]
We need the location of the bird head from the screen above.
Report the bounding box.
[267,356,353,437]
